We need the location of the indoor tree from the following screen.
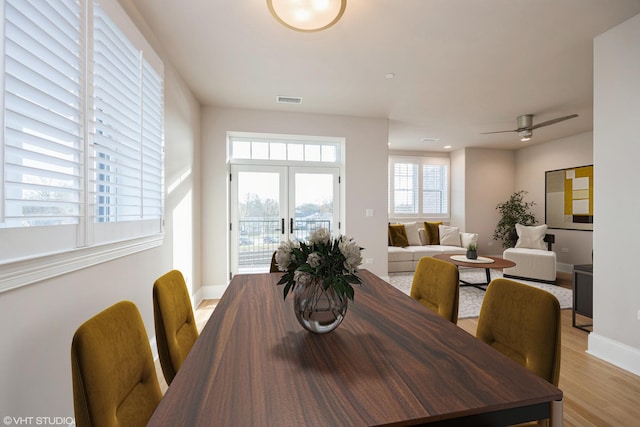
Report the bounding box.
[493,190,538,248]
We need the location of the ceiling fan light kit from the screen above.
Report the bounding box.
[482,113,578,142]
[267,0,347,32]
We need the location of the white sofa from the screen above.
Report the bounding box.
[388,223,476,273]
[502,224,556,284]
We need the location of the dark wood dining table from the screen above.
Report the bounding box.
[147,269,563,426]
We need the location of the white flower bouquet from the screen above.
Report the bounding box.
[275,228,364,301]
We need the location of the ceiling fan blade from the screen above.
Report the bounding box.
[531,114,578,130]
[480,129,517,135]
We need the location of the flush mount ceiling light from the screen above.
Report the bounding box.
[267,0,347,32]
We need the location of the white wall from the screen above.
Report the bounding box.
[589,13,640,375]
[201,108,389,295]
[463,148,516,256]
[0,1,203,417]
[515,132,594,270]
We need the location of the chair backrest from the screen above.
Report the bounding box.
[153,269,199,385]
[270,251,280,273]
[410,257,460,324]
[71,301,162,427]
[476,278,561,385]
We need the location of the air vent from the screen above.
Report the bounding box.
[420,137,440,144]
[276,96,303,105]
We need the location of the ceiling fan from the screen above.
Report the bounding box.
[482,114,579,141]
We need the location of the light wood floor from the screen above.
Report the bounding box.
[157,272,640,426]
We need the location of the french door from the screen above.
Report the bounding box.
[230,165,340,276]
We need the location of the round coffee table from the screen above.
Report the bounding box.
[433,254,516,289]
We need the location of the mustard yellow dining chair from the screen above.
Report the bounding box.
[153,269,199,385]
[476,278,561,386]
[410,256,460,324]
[71,300,162,427]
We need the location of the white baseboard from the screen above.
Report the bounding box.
[556,262,573,274]
[587,333,640,377]
[202,284,228,300]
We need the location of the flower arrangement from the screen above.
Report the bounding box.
[275,228,364,301]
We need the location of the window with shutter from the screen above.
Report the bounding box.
[0,0,164,291]
[389,156,449,218]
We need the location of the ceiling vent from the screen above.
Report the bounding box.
[276,96,303,105]
[420,137,440,144]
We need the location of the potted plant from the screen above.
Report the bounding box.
[274,228,363,333]
[493,190,538,249]
[466,242,478,260]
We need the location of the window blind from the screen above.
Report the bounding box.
[393,162,418,214]
[92,4,163,223]
[423,164,448,214]
[2,0,82,227]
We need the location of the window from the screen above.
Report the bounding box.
[0,0,164,291]
[389,156,449,217]
[230,135,339,163]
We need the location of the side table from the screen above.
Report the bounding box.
[573,264,593,332]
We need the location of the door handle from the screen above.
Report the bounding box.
[290,218,294,235]
[281,218,285,235]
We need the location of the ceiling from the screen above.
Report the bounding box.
[130,0,640,151]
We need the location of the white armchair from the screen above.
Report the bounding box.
[502,224,556,284]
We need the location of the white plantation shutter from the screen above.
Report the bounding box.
[2,0,82,227]
[423,163,448,214]
[1,0,164,290]
[393,162,419,214]
[141,61,164,220]
[92,4,163,226]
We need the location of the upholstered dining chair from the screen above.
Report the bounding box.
[153,269,199,386]
[410,256,460,324]
[270,251,280,273]
[71,300,162,427]
[476,278,562,386]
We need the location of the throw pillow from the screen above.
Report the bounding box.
[515,224,547,250]
[388,224,409,247]
[439,225,461,246]
[423,221,442,245]
[403,222,422,246]
[460,232,479,249]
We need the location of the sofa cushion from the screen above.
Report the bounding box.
[403,222,422,246]
[515,224,547,250]
[388,246,413,262]
[403,246,444,258]
[439,225,461,246]
[388,224,409,247]
[423,222,442,244]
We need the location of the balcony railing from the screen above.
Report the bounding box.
[237,218,332,272]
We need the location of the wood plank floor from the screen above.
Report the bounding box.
[157,272,640,426]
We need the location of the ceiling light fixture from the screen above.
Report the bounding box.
[518,129,532,142]
[267,0,347,32]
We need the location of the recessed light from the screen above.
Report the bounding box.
[443,145,452,149]
[385,73,395,79]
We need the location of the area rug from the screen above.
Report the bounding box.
[388,268,572,319]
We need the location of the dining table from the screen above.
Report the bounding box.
[147,269,563,426]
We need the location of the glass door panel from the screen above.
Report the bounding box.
[230,166,286,274]
[290,168,340,241]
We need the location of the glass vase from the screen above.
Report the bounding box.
[293,279,348,334]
